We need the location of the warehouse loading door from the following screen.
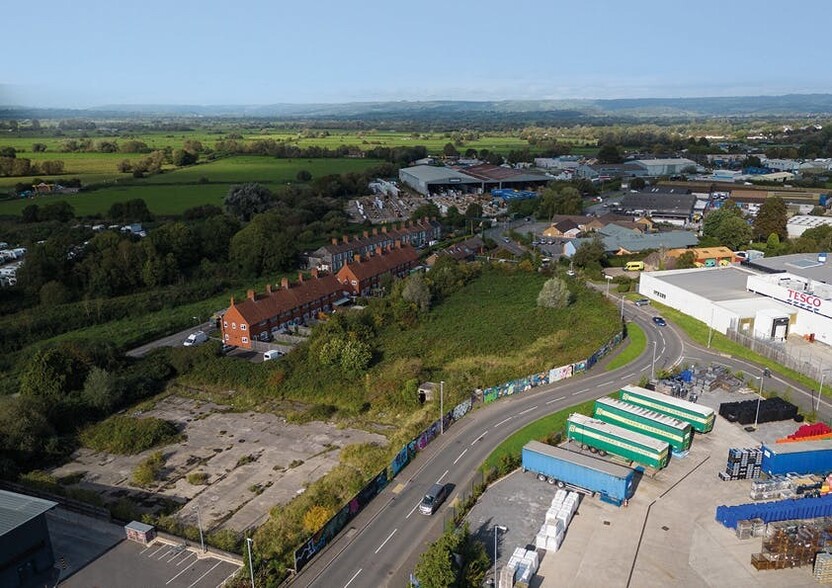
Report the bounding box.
[772,317,789,340]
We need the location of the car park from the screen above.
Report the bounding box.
[634,298,650,307]
[652,316,667,327]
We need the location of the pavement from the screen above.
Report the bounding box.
[127,321,218,358]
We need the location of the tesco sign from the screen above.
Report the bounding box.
[788,289,823,308]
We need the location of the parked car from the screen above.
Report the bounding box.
[221,343,237,354]
[652,316,667,327]
[634,298,650,307]
[419,483,449,515]
[183,331,208,346]
[263,349,284,361]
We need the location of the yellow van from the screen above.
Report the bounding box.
[624,261,645,272]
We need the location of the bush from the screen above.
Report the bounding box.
[80,416,181,455]
[131,451,165,487]
[186,472,209,485]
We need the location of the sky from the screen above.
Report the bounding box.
[2,0,831,108]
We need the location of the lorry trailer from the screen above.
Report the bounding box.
[619,385,715,433]
[521,440,635,506]
[567,413,670,470]
[761,440,832,476]
[594,396,692,451]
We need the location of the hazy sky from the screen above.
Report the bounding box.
[3,0,830,107]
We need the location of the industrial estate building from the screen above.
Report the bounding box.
[639,253,832,347]
[398,164,551,196]
[0,490,57,588]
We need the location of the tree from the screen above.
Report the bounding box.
[303,505,334,533]
[32,143,47,152]
[39,201,74,222]
[752,196,788,241]
[21,204,39,223]
[401,273,431,312]
[296,170,312,182]
[573,236,606,268]
[413,530,458,588]
[743,155,763,168]
[229,211,298,276]
[39,280,70,305]
[537,277,571,309]
[411,202,440,221]
[675,251,696,269]
[597,144,622,164]
[172,149,198,166]
[464,202,483,218]
[442,143,459,157]
[81,367,118,413]
[538,186,582,218]
[0,147,16,158]
[629,177,646,190]
[714,215,752,250]
[444,205,464,229]
[224,183,275,222]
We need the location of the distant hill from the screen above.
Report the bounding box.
[3,94,832,121]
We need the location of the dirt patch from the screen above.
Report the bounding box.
[51,396,388,533]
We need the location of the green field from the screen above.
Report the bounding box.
[606,322,646,371]
[0,157,382,216]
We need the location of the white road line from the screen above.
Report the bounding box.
[344,568,363,588]
[517,406,538,416]
[216,569,239,588]
[166,560,196,584]
[494,416,512,427]
[140,544,154,555]
[406,500,422,519]
[437,469,449,483]
[374,529,398,554]
[187,561,222,588]
[177,553,196,567]
[159,547,174,559]
[471,431,488,446]
[168,549,186,563]
[453,449,468,465]
[571,390,583,396]
[546,396,565,405]
[149,545,166,557]
[595,382,608,388]
[624,372,635,378]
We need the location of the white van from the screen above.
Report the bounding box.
[183,331,208,346]
[263,349,284,361]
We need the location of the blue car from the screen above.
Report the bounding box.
[652,316,667,327]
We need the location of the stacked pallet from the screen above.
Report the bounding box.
[719,448,762,481]
[814,552,832,584]
[534,490,580,552]
[751,522,822,570]
[735,518,766,540]
[499,548,538,588]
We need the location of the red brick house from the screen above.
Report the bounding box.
[337,243,419,296]
[221,270,346,349]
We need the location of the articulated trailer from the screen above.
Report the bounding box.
[567,413,670,470]
[619,385,716,433]
[522,441,635,506]
[594,396,692,452]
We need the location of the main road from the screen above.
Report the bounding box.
[292,303,831,588]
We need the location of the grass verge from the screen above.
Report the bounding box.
[606,323,646,371]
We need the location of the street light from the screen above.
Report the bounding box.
[193,504,205,553]
[819,370,832,412]
[707,308,715,349]
[605,275,613,297]
[494,525,507,586]
[753,371,766,431]
[440,380,445,435]
[246,537,255,588]
[650,341,658,381]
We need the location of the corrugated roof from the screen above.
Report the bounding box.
[568,413,669,451]
[0,489,57,536]
[524,440,633,478]
[399,165,481,183]
[595,396,689,430]
[763,439,832,455]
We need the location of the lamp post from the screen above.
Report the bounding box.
[753,371,765,431]
[494,525,507,586]
[605,275,613,297]
[650,341,658,381]
[246,537,255,588]
[819,370,830,412]
[707,307,715,349]
[194,504,205,553]
[440,380,445,435]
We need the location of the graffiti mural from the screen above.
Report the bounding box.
[294,469,388,572]
[549,364,573,382]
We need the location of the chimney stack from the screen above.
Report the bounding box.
[363,230,369,238]
[343,234,349,243]
[247,289,255,301]
[372,227,378,235]
[381,226,388,234]
[311,268,319,278]
[230,296,235,305]
[354,254,361,263]
[375,245,383,256]
[298,272,304,283]
[266,284,272,294]
[395,239,402,249]
[281,277,289,289]
[331,237,338,245]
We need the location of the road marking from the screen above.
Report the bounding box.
[517,406,538,416]
[390,482,406,495]
[571,390,584,396]
[624,372,635,378]
[168,549,186,563]
[166,559,196,584]
[494,416,513,427]
[406,500,422,519]
[374,529,398,554]
[453,449,468,465]
[546,396,565,405]
[344,569,363,588]
[437,469,449,483]
[187,561,221,588]
[149,545,166,557]
[216,569,239,588]
[140,544,154,555]
[177,553,196,567]
[471,431,488,446]
[159,547,174,559]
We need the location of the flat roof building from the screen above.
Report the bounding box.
[0,490,57,588]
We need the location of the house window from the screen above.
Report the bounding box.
[352,280,358,286]
[241,324,247,331]
[242,337,248,344]
[232,322,237,329]
[224,333,229,340]
[224,321,228,328]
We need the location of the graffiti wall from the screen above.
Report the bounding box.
[294,469,388,572]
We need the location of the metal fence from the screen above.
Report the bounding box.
[725,328,826,382]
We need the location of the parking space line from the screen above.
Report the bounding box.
[168,549,187,563]
[188,561,222,588]
[159,547,175,559]
[166,560,196,585]
[453,448,468,465]
[374,529,397,554]
[437,469,449,483]
[177,553,196,567]
[217,568,240,588]
[140,544,155,555]
[149,545,167,557]
[344,568,363,588]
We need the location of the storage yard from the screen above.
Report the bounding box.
[485,382,828,587]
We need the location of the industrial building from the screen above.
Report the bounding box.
[787,215,832,239]
[0,490,57,588]
[628,158,698,177]
[618,188,698,225]
[398,164,550,196]
[638,253,832,347]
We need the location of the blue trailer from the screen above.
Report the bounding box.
[521,440,635,506]
[716,494,832,529]
[761,440,832,475]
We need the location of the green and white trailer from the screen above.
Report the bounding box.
[566,413,670,470]
[618,385,715,433]
[594,396,692,452]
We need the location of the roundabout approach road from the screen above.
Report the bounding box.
[293,302,832,588]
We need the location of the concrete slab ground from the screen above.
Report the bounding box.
[61,539,241,588]
[47,507,124,583]
[51,396,387,532]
